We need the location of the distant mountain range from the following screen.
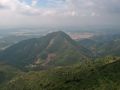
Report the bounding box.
[0,34,43,51]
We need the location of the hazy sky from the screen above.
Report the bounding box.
[0,0,120,28]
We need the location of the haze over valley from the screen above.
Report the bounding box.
[0,0,120,90]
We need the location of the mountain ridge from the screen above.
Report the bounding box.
[0,31,92,69]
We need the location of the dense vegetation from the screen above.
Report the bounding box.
[0,63,22,89]
[1,56,120,90]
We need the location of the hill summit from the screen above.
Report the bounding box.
[0,31,92,69]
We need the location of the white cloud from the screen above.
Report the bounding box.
[0,0,120,28]
[0,0,40,15]
[31,0,37,6]
[0,0,99,16]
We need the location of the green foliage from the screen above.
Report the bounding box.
[0,63,22,89]
[2,57,120,90]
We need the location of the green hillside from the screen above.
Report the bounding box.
[79,34,120,57]
[2,56,120,90]
[0,31,92,69]
[0,35,38,51]
[0,63,22,88]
